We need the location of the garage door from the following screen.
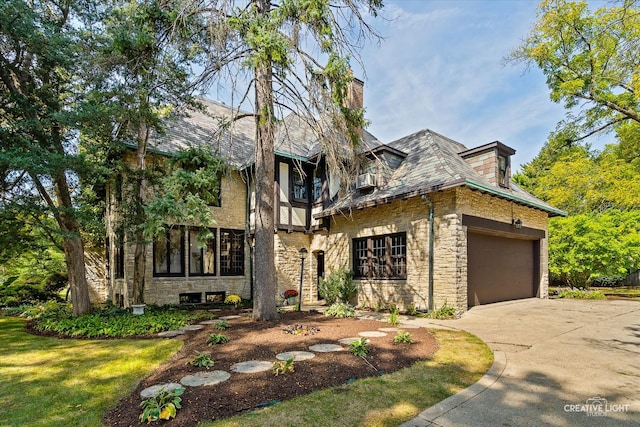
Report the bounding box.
[467,232,539,307]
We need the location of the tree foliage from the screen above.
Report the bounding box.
[509,0,640,143]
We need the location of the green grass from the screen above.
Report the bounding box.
[200,329,493,427]
[597,286,640,300]
[0,316,182,427]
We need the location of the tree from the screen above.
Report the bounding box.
[508,0,640,144]
[189,0,383,320]
[83,0,209,305]
[0,0,92,316]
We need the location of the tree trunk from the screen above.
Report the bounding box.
[54,173,91,317]
[252,0,277,321]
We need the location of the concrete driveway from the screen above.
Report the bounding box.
[402,298,640,426]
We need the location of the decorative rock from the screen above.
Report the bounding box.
[338,337,369,345]
[140,383,183,398]
[276,351,315,361]
[378,327,400,332]
[180,325,204,331]
[199,320,219,325]
[180,371,231,387]
[309,343,344,352]
[359,331,387,338]
[157,330,185,337]
[231,360,273,373]
[219,315,241,320]
[398,324,420,329]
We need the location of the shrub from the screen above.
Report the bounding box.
[207,333,229,345]
[426,301,458,319]
[318,266,355,304]
[349,337,368,356]
[387,304,399,326]
[189,351,214,368]
[558,289,606,299]
[324,302,356,318]
[224,294,241,308]
[271,358,295,376]
[214,320,230,330]
[394,331,414,344]
[140,387,184,423]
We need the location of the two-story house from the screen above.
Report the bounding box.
[102,80,564,313]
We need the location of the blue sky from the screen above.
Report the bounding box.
[356,0,568,171]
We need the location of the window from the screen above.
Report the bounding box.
[353,232,407,279]
[220,229,244,276]
[312,168,324,202]
[498,154,508,186]
[292,168,307,201]
[114,233,125,279]
[189,228,216,276]
[153,227,185,276]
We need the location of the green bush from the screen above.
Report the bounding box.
[207,333,229,345]
[318,266,355,304]
[324,302,356,318]
[189,351,214,368]
[426,301,458,319]
[20,303,204,338]
[393,331,413,344]
[558,289,606,299]
[349,337,368,356]
[0,276,64,307]
[140,387,184,423]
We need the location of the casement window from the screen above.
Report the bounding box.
[113,233,125,279]
[220,229,244,276]
[153,227,185,276]
[292,167,308,201]
[353,232,407,279]
[498,154,509,186]
[189,228,216,276]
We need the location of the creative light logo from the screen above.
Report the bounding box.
[564,397,630,417]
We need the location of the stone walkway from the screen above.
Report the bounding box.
[140,315,406,398]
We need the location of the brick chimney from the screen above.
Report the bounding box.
[460,141,516,188]
[346,77,364,139]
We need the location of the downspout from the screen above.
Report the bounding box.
[421,195,434,312]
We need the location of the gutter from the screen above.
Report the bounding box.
[421,195,435,312]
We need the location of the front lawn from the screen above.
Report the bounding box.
[0,316,182,426]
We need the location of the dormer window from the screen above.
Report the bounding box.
[498,154,508,187]
[292,168,307,201]
[460,141,515,188]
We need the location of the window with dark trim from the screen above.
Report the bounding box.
[292,167,307,201]
[220,229,244,276]
[353,232,407,279]
[153,227,185,276]
[189,228,216,276]
[498,154,509,186]
[113,232,125,279]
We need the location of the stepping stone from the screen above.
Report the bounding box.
[231,360,273,373]
[140,382,183,398]
[379,327,400,332]
[180,325,204,331]
[180,371,231,387]
[219,315,241,320]
[398,324,420,329]
[276,351,315,361]
[359,331,387,338]
[199,320,219,325]
[338,337,369,345]
[157,330,185,337]
[309,343,343,352]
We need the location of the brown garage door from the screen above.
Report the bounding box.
[467,232,539,307]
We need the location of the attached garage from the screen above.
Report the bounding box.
[463,215,544,308]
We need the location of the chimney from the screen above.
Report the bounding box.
[346,77,364,140]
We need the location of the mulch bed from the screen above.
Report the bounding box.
[103,310,438,426]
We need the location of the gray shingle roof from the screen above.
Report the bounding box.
[150,99,563,217]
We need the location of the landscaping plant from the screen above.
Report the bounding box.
[224,294,241,308]
[207,333,229,345]
[394,331,414,344]
[387,304,400,326]
[349,337,369,356]
[324,302,356,318]
[189,351,214,368]
[318,266,356,304]
[271,358,295,376]
[215,320,231,330]
[140,387,184,423]
[426,301,458,320]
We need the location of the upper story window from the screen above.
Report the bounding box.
[353,232,407,280]
[498,154,509,187]
[189,228,216,276]
[153,227,185,276]
[292,168,307,201]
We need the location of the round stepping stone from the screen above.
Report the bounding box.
[140,382,183,398]
[231,360,273,373]
[219,315,241,320]
[309,343,344,352]
[359,331,387,338]
[379,327,400,332]
[338,337,369,345]
[180,324,204,331]
[199,320,218,325]
[398,324,420,329]
[157,330,185,337]
[276,351,315,361]
[180,370,231,387]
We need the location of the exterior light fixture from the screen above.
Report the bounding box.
[297,248,308,311]
[514,219,522,229]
